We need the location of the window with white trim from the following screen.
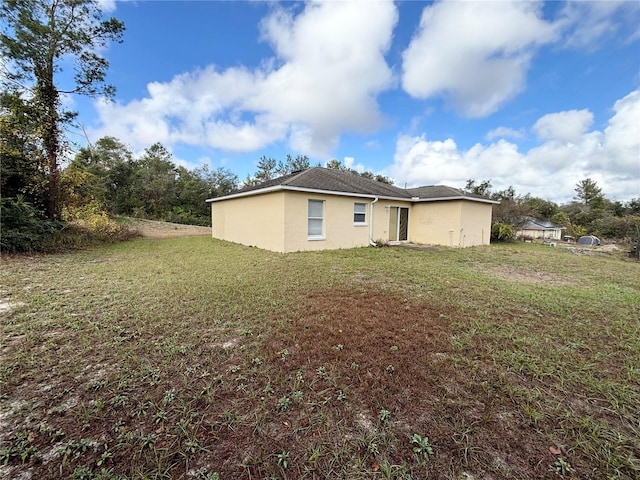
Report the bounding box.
[354,202,367,225]
[308,199,324,239]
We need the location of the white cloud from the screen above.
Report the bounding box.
[391,89,640,203]
[97,0,117,13]
[602,90,640,174]
[559,0,640,48]
[401,1,558,118]
[90,1,397,157]
[343,156,365,173]
[485,127,525,141]
[533,109,594,143]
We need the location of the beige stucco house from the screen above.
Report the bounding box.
[206,167,498,253]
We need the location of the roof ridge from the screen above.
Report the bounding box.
[281,168,312,185]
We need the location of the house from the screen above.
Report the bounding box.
[206,167,498,253]
[516,218,565,240]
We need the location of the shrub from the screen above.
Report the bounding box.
[491,223,515,242]
[49,203,139,250]
[0,196,64,253]
[165,206,210,227]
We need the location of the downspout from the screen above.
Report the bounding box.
[369,197,379,246]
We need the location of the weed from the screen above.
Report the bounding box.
[263,383,274,395]
[292,390,304,402]
[71,467,124,480]
[60,438,97,460]
[252,356,263,366]
[0,431,38,465]
[276,450,290,469]
[277,396,291,411]
[96,445,113,467]
[378,409,391,425]
[162,388,177,405]
[549,457,575,476]
[411,434,434,459]
[153,410,168,424]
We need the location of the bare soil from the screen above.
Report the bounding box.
[486,266,576,285]
[127,219,210,239]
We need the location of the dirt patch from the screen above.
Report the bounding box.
[261,289,557,478]
[0,299,25,315]
[486,266,576,285]
[127,219,210,239]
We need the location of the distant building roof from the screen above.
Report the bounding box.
[520,217,565,230]
[207,167,499,204]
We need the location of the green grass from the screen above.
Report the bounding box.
[1,238,639,479]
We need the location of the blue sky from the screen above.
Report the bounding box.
[76,0,639,203]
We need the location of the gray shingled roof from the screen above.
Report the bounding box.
[208,167,497,203]
[406,185,491,201]
[520,218,565,230]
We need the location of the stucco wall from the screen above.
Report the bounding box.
[410,201,492,247]
[282,191,374,252]
[211,191,286,252]
[517,228,563,240]
[459,201,492,246]
[410,202,463,247]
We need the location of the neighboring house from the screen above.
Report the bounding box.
[516,218,565,240]
[206,167,498,253]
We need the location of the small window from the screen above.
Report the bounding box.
[354,202,366,224]
[308,200,324,239]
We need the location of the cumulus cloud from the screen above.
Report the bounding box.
[533,109,594,143]
[559,0,640,48]
[603,90,640,173]
[401,0,558,117]
[90,1,397,157]
[391,89,640,203]
[485,127,525,141]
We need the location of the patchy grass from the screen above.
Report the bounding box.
[1,239,638,479]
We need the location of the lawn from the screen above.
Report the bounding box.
[1,238,638,480]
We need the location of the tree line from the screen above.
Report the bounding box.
[466,179,640,243]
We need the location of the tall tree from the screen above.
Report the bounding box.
[275,154,311,176]
[1,0,125,219]
[574,178,604,208]
[0,91,47,209]
[62,136,133,211]
[465,179,492,196]
[133,143,178,218]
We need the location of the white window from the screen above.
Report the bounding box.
[308,200,324,239]
[354,202,367,225]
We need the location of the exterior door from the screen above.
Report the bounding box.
[389,207,409,241]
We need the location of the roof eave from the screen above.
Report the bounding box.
[206,185,285,202]
[207,186,499,204]
[413,196,500,204]
[207,185,412,202]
